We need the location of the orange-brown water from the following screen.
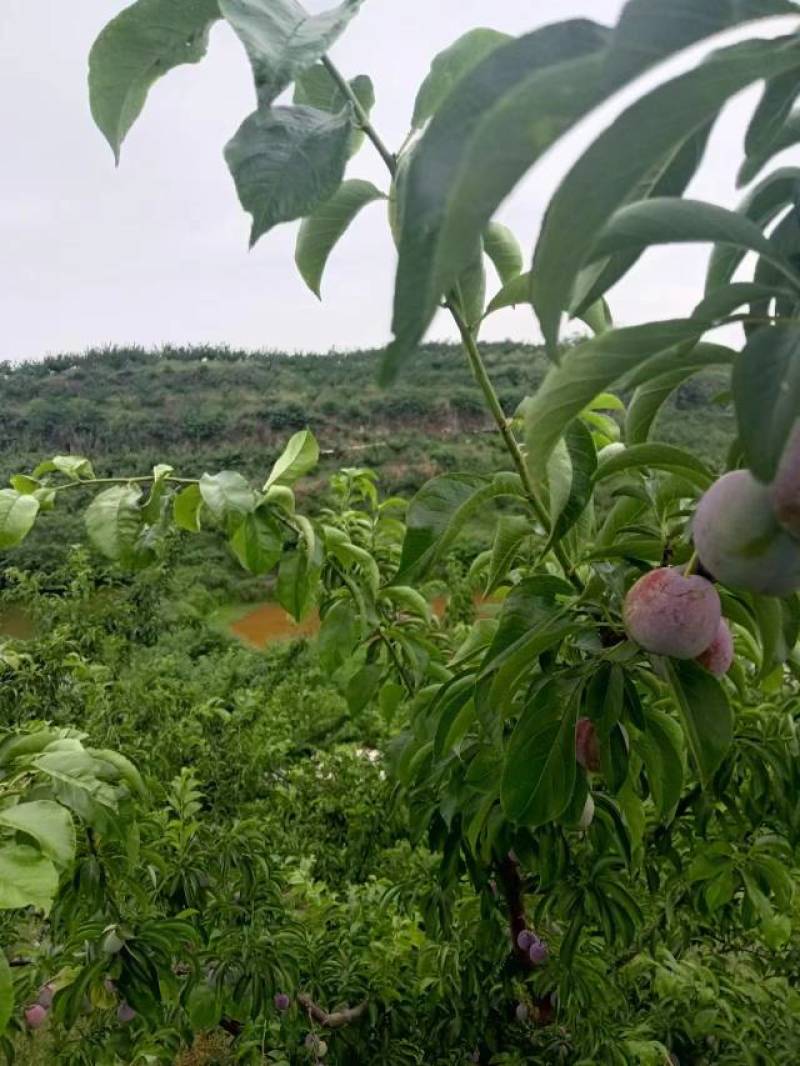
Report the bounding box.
[229,603,320,648]
[0,607,35,640]
[229,595,497,649]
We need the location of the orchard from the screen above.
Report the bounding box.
[2,0,800,1063]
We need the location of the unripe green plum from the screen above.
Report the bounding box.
[578,794,595,830]
[696,618,734,677]
[623,568,720,658]
[575,717,600,772]
[694,470,800,596]
[770,423,800,537]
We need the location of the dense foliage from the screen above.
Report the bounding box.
[4,0,800,1064]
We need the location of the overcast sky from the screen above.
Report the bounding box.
[0,2,796,363]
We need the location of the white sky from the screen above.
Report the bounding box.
[1,1,797,363]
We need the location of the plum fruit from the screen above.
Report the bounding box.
[694,470,800,597]
[623,568,720,658]
[696,618,734,677]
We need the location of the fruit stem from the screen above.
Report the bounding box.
[684,550,700,577]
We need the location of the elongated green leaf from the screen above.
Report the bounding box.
[265,429,320,488]
[225,105,352,246]
[0,490,39,550]
[89,0,220,161]
[318,600,359,673]
[546,419,597,549]
[746,69,800,161]
[734,323,800,480]
[739,109,800,186]
[0,801,76,869]
[85,485,142,560]
[533,36,800,352]
[625,343,735,444]
[589,197,800,288]
[694,282,793,323]
[219,0,364,105]
[230,510,283,574]
[0,950,12,1036]
[607,0,798,85]
[707,168,800,293]
[501,676,583,826]
[384,20,611,382]
[199,471,256,519]
[483,222,523,285]
[524,320,702,484]
[412,28,510,130]
[296,180,385,297]
[595,443,714,486]
[0,844,59,913]
[570,124,713,316]
[396,472,524,582]
[486,270,616,335]
[485,516,532,594]
[665,659,734,787]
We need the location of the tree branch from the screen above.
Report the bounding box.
[297,992,368,1029]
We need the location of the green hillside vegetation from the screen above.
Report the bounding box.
[1,340,734,487]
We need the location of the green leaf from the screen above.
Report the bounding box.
[607,0,798,85]
[485,270,618,334]
[0,844,59,913]
[230,510,283,574]
[532,36,800,352]
[276,546,321,622]
[265,429,320,488]
[501,676,583,826]
[296,180,385,297]
[485,515,532,594]
[396,472,524,582]
[524,320,702,484]
[635,708,684,818]
[220,0,365,106]
[384,20,611,382]
[0,490,39,550]
[739,109,800,186]
[734,323,800,481]
[595,442,714,487]
[186,982,221,1030]
[483,222,523,285]
[225,105,352,246]
[411,28,510,130]
[664,659,734,788]
[743,69,800,175]
[588,197,800,288]
[707,168,800,292]
[85,485,142,561]
[199,471,256,520]
[625,344,735,444]
[0,801,76,870]
[173,484,204,532]
[318,600,359,673]
[89,0,220,161]
[570,125,713,317]
[294,64,375,155]
[0,951,12,1037]
[32,455,95,480]
[345,663,382,713]
[546,418,597,549]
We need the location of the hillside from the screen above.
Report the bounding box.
[1,341,735,493]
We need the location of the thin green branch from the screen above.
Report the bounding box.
[50,476,198,494]
[321,57,397,175]
[322,55,581,590]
